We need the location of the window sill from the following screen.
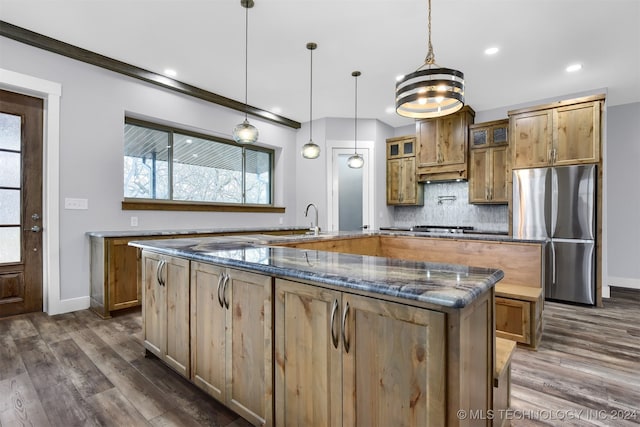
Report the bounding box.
[121,199,285,213]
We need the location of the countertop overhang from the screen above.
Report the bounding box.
[130,231,510,309]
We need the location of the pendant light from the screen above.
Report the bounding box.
[232,0,259,144]
[301,42,321,159]
[347,71,364,169]
[395,0,465,119]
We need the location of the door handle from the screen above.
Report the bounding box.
[222,273,230,309]
[341,301,350,353]
[330,299,339,349]
[550,242,556,286]
[160,260,166,287]
[24,225,42,233]
[217,273,225,308]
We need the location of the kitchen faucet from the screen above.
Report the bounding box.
[304,203,320,235]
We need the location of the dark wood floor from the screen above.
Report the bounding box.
[0,287,638,426]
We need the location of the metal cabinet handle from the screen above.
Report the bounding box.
[217,273,225,308]
[550,242,557,286]
[156,260,163,286]
[223,273,230,309]
[330,299,339,349]
[161,260,167,287]
[24,225,42,232]
[341,301,350,353]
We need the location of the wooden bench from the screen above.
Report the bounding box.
[495,283,543,349]
[494,337,517,427]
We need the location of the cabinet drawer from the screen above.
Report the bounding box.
[495,297,531,344]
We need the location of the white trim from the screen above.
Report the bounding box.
[608,277,640,291]
[325,140,375,232]
[0,68,64,315]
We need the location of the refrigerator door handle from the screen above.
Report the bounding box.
[550,241,557,286]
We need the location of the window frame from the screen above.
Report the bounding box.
[122,117,281,213]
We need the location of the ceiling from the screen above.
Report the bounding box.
[2,0,639,128]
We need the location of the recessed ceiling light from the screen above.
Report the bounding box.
[484,47,499,55]
[164,69,177,77]
[566,63,582,72]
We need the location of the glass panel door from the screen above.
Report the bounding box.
[0,113,22,264]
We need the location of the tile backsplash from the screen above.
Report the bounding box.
[393,181,509,232]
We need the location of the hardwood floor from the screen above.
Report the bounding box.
[0,287,638,426]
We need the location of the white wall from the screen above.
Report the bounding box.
[606,102,640,290]
[1,37,298,309]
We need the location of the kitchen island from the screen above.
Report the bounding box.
[131,232,508,426]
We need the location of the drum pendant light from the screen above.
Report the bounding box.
[395,0,465,119]
[232,0,259,144]
[347,71,364,169]
[301,42,321,159]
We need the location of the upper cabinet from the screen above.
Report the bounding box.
[415,106,475,182]
[469,119,509,204]
[509,94,604,169]
[386,136,423,206]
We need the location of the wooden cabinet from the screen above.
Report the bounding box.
[469,119,509,204]
[415,106,475,182]
[275,279,446,427]
[509,95,603,169]
[495,284,543,349]
[191,262,273,427]
[386,136,423,205]
[141,251,190,377]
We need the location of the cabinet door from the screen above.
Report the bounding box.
[226,269,273,427]
[342,294,446,427]
[142,251,164,358]
[490,145,508,202]
[108,239,141,311]
[386,158,401,204]
[469,149,489,203]
[275,279,343,427]
[163,256,190,377]
[416,119,438,167]
[400,157,418,204]
[553,101,600,165]
[438,113,467,166]
[511,110,553,169]
[190,262,227,402]
[495,297,531,344]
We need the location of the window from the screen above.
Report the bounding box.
[124,119,272,205]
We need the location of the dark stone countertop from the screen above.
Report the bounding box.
[86,226,309,238]
[130,232,507,310]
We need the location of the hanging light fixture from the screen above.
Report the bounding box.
[395,0,465,119]
[347,71,364,169]
[301,42,321,159]
[232,0,259,144]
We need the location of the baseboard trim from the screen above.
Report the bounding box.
[608,276,640,290]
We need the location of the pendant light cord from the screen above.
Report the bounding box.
[244,4,249,120]
[425,0,435,65]
[354,73,358,154]
[309,46,313,140]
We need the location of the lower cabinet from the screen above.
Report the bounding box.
[190,262,273,427]
[141,251,190,378]
[274,278,446,427]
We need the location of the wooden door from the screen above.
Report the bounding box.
[469,149,489,203]
[400,157,418,204]
[510,110,552,169]
[274,279,343,427]
[342,294,446,427]
[0,90,43,317]
[386,158,401,204]
[416,119,438,167]
[438,113,467,166]
[553,101,601,165]
[190,261,227,402]
[141,251,165,358]
[490,146,508,202]
[163,255,190,377]
[226,268,273,427]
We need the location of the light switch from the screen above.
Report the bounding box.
[64,198,88,210]
[130,216,138,227]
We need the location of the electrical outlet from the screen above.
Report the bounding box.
[64,198,88,210]
[279,217,284,225]
[130,216,138,227]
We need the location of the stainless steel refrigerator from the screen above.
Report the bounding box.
[512,165,596,305]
